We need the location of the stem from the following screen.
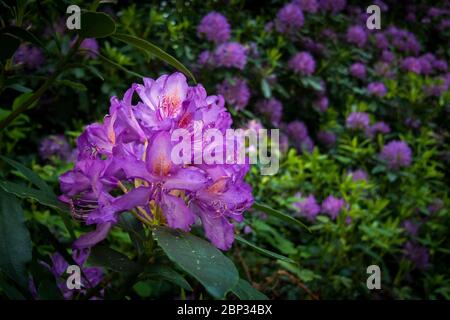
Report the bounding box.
[0,37,84,131]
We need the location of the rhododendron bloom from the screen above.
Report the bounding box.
[59,72,253,251]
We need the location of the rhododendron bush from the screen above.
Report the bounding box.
[0,0,449,301]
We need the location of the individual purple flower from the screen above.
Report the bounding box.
[243,225,253,234]
[367,82,387,97]
[404,241,429,270]
[348,169,368,182]
[79,38,99,58]
[197,12,231,43]
[319,0,346,13]
[403,219,420,237]
[380,140,412,169]
[214,42,247,70]
[346,112,370,131]
[13,44,45,70]
[255,98,283,126]
[60,72,253,251]
[321,195,345,220]
[346,25,367,47]
[314,96,329,112]
[289,51,316,75]
[275,2,304,34]
[294,193,320,222]
[39,134,72,162]
[295,0,319,13]
[349,62,366,79]
[317,130,336,146]
[217,77,250,110]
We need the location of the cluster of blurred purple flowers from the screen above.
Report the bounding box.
[59,72,253,251]
[197,12,231,43]
[255,98,283,126]
[380,140,412,169]
[39,134,73,162]
[367,82,387,97]
[275,2,304,34]
[217,78,251,110]
[294,193,346,222]
[289,51,316,75]
[13,44,45,70]
[346,26,367,48]
[286,120,314,153]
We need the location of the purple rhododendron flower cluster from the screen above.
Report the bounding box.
[275,2,304,34]
[286,120,314,153]
[13,44,45,70]
[213,42,248,70]
[197,12,231,44]
[39,134,73,162]
[295,193,346,222]
[318,0,346,13]
[346,26,367,48]
[367,82,387,97]
[294,0,319,13]
[294,193,320,222]
[289,51,316,75]
[321,195,346,220]
[404,241,429,270]
[59,72,253,251]
[348,169,368,182]
[349,62,366,79]
[380,140,412,169]
[255,98,283,126]
[217,77,251,110]
[314,96,329,113]
[346,112,370,131]
[317,130,336,146]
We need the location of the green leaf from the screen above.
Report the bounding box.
[112,33,196,83]
[0,273,26,299]
[0,156,53,193]
[152,226,239,299]
[79,11,116,38]
[97,53,144,78]
[118,212,146,258]
[0,180,67,211]
[235,236,294,263]
[253,202,311,233]
[0,190,31,288]
[0,26,44,48]
[55,79,87,92]
[232,279,268,300]
[0,33,20,61]
[145,265,193,291]
[89,246,142,274]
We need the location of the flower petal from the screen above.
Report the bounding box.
[161,193,195,231]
